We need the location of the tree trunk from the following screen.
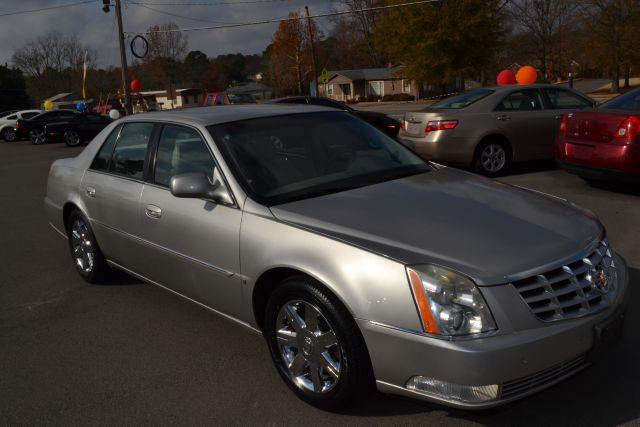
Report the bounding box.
[624,63,630,88]
[611,63,620,93]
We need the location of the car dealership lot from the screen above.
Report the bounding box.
[1,140,638,425]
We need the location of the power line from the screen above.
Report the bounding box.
[0,0,98,18]
[127,0,293,5]
[130,0,441,34]
[128,1,242,24]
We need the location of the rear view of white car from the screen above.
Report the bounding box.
[0,110,41,141]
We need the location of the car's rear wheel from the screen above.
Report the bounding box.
[474,140,512,176]
[264,277,373,410]
[2,128,17,142]
[66,210,110,283]
[64,130,81,147]
[30,129,45,145]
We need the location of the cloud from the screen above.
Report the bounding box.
[0,0,334,67]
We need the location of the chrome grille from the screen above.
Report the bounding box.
[512,239,616,322]
[500,354,588,400]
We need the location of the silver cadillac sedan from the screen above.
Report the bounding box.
[45,105,628,410]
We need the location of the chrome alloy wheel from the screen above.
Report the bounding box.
[276,300,342,394]
[64,131,80,146]
[70,218,95,274]
[30,129,45,145]
[480,143,506,173]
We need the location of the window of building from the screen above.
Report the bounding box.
[403,79,411,93]
[367,81,384,96]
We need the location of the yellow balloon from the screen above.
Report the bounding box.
[44,100,53,110]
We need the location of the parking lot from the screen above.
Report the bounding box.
[1,139,638,425]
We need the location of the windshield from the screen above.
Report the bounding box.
[228,93,256,104]
[208,111,431,205]
[429,89,494,109]
[601,88,640,111]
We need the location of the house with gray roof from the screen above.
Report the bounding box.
[318,66,418,101]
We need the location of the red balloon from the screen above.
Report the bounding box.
[130,79,141,92]
[497,69,516,86]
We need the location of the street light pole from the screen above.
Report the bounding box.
[114,0,132,115]
[305,6,318,97]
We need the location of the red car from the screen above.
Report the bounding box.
[556,88,640,182]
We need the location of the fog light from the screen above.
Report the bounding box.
[405,376,499,404]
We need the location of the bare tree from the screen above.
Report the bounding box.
[147,22,189,62]
[12,31,96,102]
[509,0,578,81]
[330,0,386,67]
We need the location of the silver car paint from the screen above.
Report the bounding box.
[45,105,628,408]
[399,84,592,166]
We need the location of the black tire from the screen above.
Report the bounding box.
[264,277,373,410]
[473,139,512,176]
[66,210,111,283]
[64,130,81,147]
[2,128,17,142]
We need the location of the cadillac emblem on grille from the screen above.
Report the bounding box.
[586,263,616,294]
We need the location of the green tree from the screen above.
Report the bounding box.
[0,64,30,110]
[376,0,507,89]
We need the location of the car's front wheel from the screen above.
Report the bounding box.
[264,277,373,410]
[64,130,81,147]
[474,140,512,176]
[2,128,17,142]
[66,210,110,283]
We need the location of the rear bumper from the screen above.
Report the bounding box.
[359,255,629,409]
[399,132,474,166]
[558,161,640,182]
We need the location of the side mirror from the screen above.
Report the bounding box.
[170,170,233,205]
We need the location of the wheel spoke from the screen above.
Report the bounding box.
[284,304,306,333]
[320,352,340,380]
[304,306,319,332]
[289,353,307,376]
[276,328,297,347]
[316,330,337,349]
[309,362,323,392]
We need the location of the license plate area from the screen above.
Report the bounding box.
[589,308,625,361]
[568,143,594,160]
[405,122,422,136]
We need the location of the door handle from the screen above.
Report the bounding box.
[145,204,162,219]
[497,114,510,121]
[85,186,96,198]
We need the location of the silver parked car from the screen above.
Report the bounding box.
[45,105,627,409]
[399,84,595,175]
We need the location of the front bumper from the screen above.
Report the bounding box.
[358,254,629,409]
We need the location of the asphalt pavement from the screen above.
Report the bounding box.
[1,140,638,425]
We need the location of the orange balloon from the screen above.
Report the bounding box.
[516,66,538,85]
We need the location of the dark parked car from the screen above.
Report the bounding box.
[16,109,80,144]
[270,96,401,138]
[556,87,640,183]
[44,114,113,146]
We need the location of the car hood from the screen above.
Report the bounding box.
[270,168,602,285]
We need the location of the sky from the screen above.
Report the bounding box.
[0,0,336,68]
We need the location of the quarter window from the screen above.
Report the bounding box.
[109,122,154,179]
[496,89,543,111]
[90,125,121,171]
[154,125,215,187]
[544,88,593,109]
[6,115,17,120]
[22,112,39,119]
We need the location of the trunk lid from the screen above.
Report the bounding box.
[564,110,635,145]
[402,109,459,137]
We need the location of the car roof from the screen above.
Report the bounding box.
[120,104,337,126]
[479,84,570,92]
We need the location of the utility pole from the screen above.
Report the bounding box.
[305,6,318,97]
[114,0,132,114]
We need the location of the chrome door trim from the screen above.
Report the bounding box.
[92,218,236,277]
[106,260,260,333]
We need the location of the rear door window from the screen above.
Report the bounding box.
[109,123,154,180]
[544,88,593,109]
[90,125,121,172]
[496,89,544,111]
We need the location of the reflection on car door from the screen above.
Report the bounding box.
[81,122,155,269]
[493,88,557,160]
[136,124,244,318]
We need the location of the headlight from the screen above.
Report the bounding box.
[406,265,496,336]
